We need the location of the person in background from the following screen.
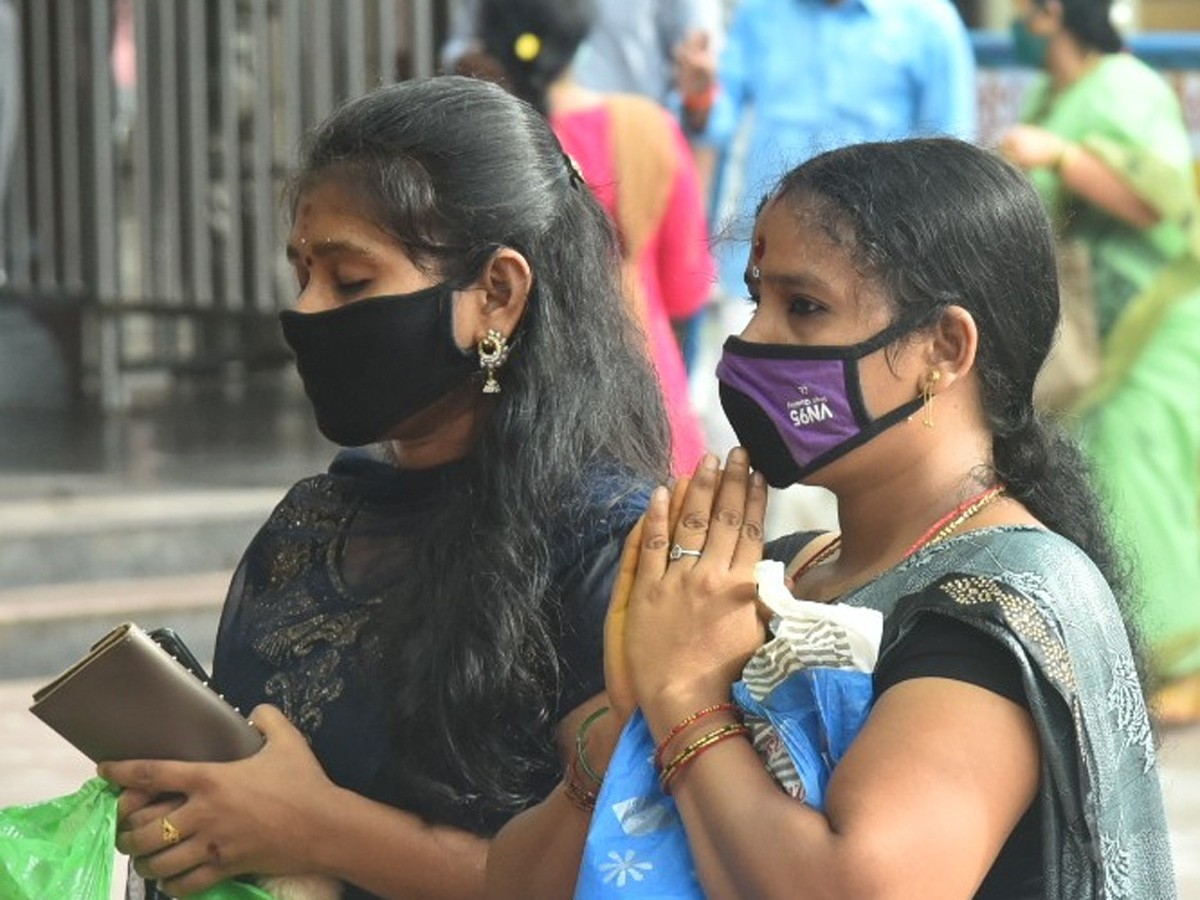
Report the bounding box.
[486,137,1174,900]
[676,0,976,302]
[442,0,723,107]
[96,76,672,900]
[1000,0,1200,727]
[478,0,715,475]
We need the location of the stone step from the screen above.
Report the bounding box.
[0,488,281,589]
[0,570,229,680]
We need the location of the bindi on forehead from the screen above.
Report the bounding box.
[749,235,767,279]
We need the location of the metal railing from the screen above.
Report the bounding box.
[3,10,1198,409]
[0,0,437,408]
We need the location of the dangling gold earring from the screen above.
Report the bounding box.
[478,329,510,394]
[921,370,941,428]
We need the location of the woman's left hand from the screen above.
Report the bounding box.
[1000,124,1068,171]
[624,448,768,740]
[98,705,336,897]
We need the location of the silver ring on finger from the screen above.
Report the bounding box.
[669,543,703,561]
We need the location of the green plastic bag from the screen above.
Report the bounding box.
[0,777,119,900]
[0,778,277,900]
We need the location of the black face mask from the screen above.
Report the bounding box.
[279,284,478,447]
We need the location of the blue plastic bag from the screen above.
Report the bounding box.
[574,666,875,900]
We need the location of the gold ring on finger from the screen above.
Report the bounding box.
[162,815,182,846]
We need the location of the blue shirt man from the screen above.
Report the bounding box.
[691,0,977,296]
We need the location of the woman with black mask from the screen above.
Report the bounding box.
[97,76,671,900]
[489,138,1175,900]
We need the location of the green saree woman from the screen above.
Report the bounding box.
[1002,0,1200,724]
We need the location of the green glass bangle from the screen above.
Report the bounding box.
[575,705,611,784]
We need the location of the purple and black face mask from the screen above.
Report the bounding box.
[716,318,924,488]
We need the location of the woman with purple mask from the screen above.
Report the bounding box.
[488,138,1174,900]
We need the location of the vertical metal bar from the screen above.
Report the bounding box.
[87,0,116,298]
[27,0,57,289]
[308,0,334,121]
[249,0,273,310]
[217,0,243,307]
[343,0,366,100]
[184,0,212,304]
[3,134,29,287]
[377,0,398,85]
[155,0,182,303]
[132,0,154,300]
[4,0,31,289]
[281,0,303,159]
[411,0,434,79]
[54,0,83,290]
[87,0,123,409]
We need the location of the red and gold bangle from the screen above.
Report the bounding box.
[564,754,600,812]
[653,702,739,770]
[659,722,750,795]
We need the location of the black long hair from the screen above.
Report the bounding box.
[770,137,1139,656]
[478,0,595,114]
[288,76,670,831]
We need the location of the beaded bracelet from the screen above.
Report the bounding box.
[659,722,750,795]
[653,702,738,770]
[575,705,611,785]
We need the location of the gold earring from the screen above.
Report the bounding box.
[921,370,941,428]
[478,329,510,394]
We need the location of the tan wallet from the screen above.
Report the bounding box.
[29,622,265,763]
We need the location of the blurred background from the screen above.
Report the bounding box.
[0,2,1197,895]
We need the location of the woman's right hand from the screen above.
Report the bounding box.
[99,705,337,897]
[623,450,767,740]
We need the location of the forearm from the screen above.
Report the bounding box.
[486,783,593,900]
[310,785,489,900]
[487,700,628,900]
[665,738,856,900]
[1058,144,1160,229]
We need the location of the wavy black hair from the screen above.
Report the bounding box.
[769,137,1142,673]
[288,76,670,832]
[478,0,596,115]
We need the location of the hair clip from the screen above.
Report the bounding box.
[563,152,585,188]
[514,32,542,62]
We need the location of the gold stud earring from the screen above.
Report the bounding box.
[921,370,941,428]
[478,329,510,394]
